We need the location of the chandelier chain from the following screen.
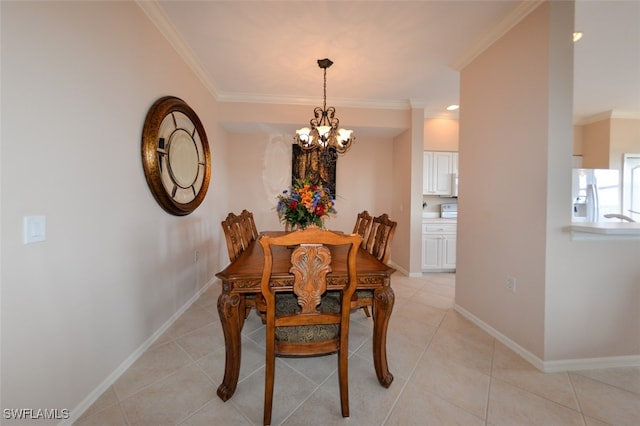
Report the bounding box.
[323,67,327,113]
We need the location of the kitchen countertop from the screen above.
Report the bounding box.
[565,222,640,240]
[422,213,457,222]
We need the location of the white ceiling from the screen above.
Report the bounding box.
[147,0,640,129]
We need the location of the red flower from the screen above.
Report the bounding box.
[289,200,298,209]
[314,204,325,216]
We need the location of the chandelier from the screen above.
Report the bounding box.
[294,58,355,155]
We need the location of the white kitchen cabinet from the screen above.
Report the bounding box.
[423,151,458,195]
[421,220,457,271]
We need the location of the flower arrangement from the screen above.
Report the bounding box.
[276,178,337,229]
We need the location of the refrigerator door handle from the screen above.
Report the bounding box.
[586,183,599,221]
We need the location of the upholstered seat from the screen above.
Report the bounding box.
[274,293,341,343]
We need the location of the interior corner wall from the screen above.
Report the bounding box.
[609,118,640,170]
[545,113,640,360]
[390,128,414,275]
[572,125,583,156]
[582,119,611,168]
[456,2,554,359]
[458,0,639,364]
[581,118,640,170]
[410,108,426,275]
[1,2,229,422]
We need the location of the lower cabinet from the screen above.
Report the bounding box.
[421,221,457,271]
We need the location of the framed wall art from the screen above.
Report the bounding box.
[291,145,337,196]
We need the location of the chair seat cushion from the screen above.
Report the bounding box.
[326,289,372,302]
[274,293,340,343]
[355,289,373,300]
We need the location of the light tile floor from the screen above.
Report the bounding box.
[75,273,640,425]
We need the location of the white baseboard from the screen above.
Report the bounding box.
[453,304,640,373]
[62,277,217,426]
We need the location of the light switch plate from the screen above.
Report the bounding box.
[23,216,46,244]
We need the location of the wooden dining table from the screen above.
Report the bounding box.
[215,230,396,401]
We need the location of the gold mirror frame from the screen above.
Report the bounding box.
[141,96,211,216]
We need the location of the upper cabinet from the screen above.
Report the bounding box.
[423,151,458,196]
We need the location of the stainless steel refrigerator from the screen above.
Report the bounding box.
[572,168,621,222]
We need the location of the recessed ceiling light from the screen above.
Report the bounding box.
[446,105,459,111]
[573,32,583,42]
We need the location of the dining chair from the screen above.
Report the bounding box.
[221,212,245,262]
[221,212,257,319]
[239,209,259,244]
[353,213,397,318]
[352,210,373,250]
[366,213,397,264]
[258,226,362,425]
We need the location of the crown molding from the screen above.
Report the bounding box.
[136,0,409,109]
[137,1,414,111]
[136,0,219,98]
[408,99,427,109]
[216,91,411,110]
[575,110,640,126]
[424,110,460,120]
[137,0,547,118]
[610,110,640,120]
[450,0,544,71]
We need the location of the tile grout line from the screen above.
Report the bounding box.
[566,373,591,426]
[484,336,497,426]
[380,304,447,425]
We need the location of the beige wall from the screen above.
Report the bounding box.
[2,1,638,421]
[424,118,459,151]
[573,125,584,156]
[582,119,611,168]
[610,118,640,170]
[457,0,640,364]
[578,117,640,170]
[224,131,396,236]
[457,1,554,359]
[1,2,228,421]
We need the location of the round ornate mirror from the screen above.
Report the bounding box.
[141,96,211,215]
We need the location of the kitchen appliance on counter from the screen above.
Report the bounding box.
[572,168,620,222]
[440,202,458,219]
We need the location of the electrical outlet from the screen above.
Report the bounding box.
[194,250,199,263]
[506,276,517,293]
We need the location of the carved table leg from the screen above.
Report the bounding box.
[372,285,394,387]
[217,292,242,401]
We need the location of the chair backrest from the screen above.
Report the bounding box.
[239,209,259,244]
[259,226,362,424]
[258,227,363,356]
[352,210,373,249]
[366,213,397,264]
[221,212,245,262]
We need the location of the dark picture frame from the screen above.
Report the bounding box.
[291,145,337,196]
